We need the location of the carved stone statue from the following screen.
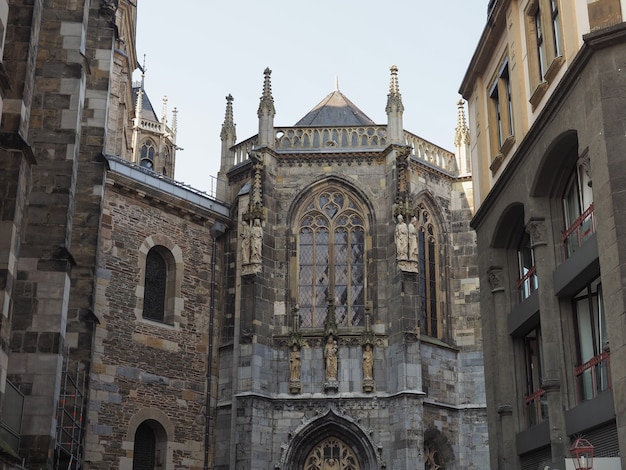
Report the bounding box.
[251,218,263,263]
[240,221,251,264]
[289,345,301,382]
[324,335,338,381]
[408,216,419,261]
[394,214,408,260]
[362,344,373,380]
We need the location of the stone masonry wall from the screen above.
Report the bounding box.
[86,183,217,469]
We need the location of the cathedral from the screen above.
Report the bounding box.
[0,1,487,469]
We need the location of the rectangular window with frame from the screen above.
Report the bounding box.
[488,58,515,168]
[526,0,565,106]
[523,327,548,428]
[573,279,610,402]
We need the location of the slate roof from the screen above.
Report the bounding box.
[132,85,159,122]
[294,89,375,127]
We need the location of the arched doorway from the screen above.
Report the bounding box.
[280,409,379,470]
[304,436,359,470]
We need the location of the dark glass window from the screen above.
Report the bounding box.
[574,279,610,401]
[416,205,439,338]
[143,248,167,322]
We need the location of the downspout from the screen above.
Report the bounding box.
[204,221,226,470]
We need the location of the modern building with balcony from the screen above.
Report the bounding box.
[460,0,626,469]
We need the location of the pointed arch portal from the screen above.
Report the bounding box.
[280,410,379,470]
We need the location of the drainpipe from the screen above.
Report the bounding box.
[204,221,226,470]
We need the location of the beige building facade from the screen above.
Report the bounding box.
[461,1,626,469]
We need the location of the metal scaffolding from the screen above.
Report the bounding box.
[55,350,86,470]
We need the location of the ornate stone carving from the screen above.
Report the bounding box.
[99,0,118,19]
[395,214,408,260]
[324,334,339,393]
[526,218,547,247]
[288,344,301,394]
[362,344,374,393]
[487,266,504,293]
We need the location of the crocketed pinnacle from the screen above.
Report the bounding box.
[257,67,276,117]
[385,65,404,114]
[221,94,236,141]
[454,99,470,147]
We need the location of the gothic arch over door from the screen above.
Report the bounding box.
[280,410,380,470]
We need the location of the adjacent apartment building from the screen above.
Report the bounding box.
[460,0,626,469]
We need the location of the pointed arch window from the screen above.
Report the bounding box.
[140,139,156,170]
[298,189,366,328]
[415,204,440,338]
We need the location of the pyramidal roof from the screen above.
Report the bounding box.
[294,89,375,127]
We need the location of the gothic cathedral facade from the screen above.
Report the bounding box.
[212,67,488,469]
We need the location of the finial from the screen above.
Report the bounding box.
[385,65,404,114]
[172,107,178,132]
[161,96,168,123]
[454,99,470,147]
[221,94,236,141]
[258,67,276,117]
[335,76,339,91]
[389,65,400,95]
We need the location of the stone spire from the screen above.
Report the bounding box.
[385,65,404,144]
[220,94,236,172]
[454,99,471,176]
[161,96,168,124]
[257,67,275,148]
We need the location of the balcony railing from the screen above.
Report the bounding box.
[575,351,611,402]
[516,266,538,303]
[562,203,595,260]
[524,387,548,427]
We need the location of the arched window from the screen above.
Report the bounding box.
[143,247,168,322]
[298,189,366,328]
[415,203,439,338]
[140,140,156,169]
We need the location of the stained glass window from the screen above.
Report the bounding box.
[298,190,366,328]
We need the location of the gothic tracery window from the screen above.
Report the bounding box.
[415,203,440,338]
[298,189,366,328]
[424,441,444,470]
[140,139,156,169]
[304,437,359,470]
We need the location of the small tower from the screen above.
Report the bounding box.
[257,67,275,149]
[385,65,404,144]
[130,63,178,177]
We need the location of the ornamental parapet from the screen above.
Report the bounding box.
[230,127,457,174]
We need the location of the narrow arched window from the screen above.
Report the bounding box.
[140,139,156,169]
[415,204,439,338]
[298,189,366,328]
[143,247,167,322]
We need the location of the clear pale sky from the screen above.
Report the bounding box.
[135,1,488,193]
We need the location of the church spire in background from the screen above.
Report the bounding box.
[386,65,404,144]
[454,99,471,176]
[257,67,275,148]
